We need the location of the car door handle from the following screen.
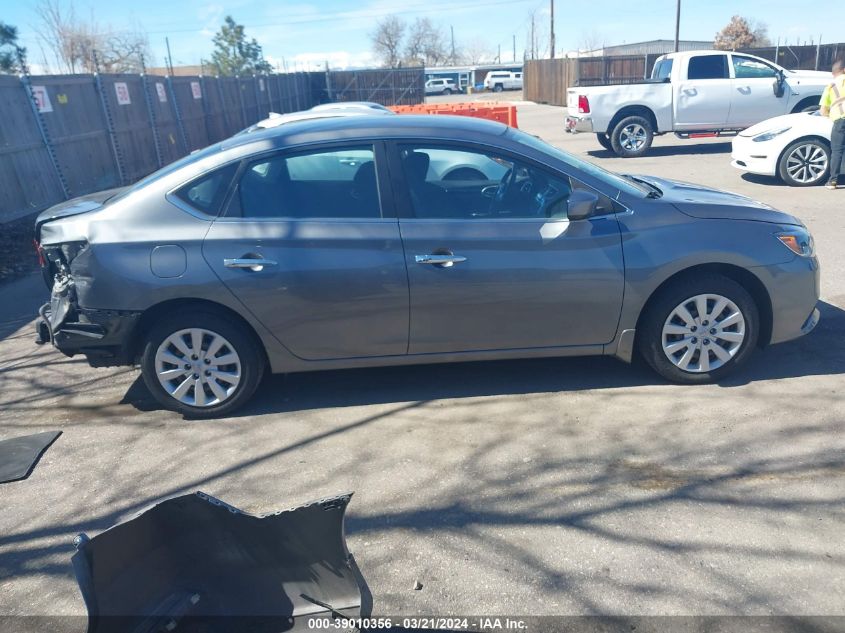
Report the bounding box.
[415,254,467,267]
[224,258,278,271]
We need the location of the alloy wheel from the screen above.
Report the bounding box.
[154,328,242,407]
[661,294,746,373]
[785,143,828,184]
[619,123,647,151]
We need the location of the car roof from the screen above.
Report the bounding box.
[220,114,510,151]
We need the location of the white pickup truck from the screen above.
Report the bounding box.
[565,50,831,157]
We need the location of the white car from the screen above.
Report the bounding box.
[732,111,833,186]
[425,78,459,95]
[484,71,523,92]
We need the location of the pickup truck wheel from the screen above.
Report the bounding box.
[638,275,759,384]
[442,88,452,95]
[140,311,265,418]
[493,83,504,92]
[777,139,830,186]
[610,115,654,158]
[596,133,613,151]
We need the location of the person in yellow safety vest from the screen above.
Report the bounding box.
[820,58,845,189]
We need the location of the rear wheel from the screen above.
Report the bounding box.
[610,115,654,157]
[638,275,759,384]
[442,88,452,95]
[493,83,504,93]
[596,133,613,151]
[140,311,265,418]
[777,139,830,186]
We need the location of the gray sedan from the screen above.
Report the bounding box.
[34,115,820,417]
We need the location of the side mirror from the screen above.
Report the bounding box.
[566,189,599,221]
[773,72,786,98]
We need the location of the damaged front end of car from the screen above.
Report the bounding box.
[72,491,371,633]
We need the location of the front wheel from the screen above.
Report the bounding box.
[778,139,830,186]
[140,311,265,418]
[493,84,504,93]
[638,275,759,384]
[596,133,613,151]
[610,115,654,157]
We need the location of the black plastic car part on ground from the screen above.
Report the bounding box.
[0,430,61,483]
[71,491,371,633]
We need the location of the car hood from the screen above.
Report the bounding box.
[739,111,831,138]
[636,176,803,225]
[35,187,126,237]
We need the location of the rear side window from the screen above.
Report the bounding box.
[233,145,381,219]
[688,55,728,80]
[173,162,238,216]
[652,58,673,81]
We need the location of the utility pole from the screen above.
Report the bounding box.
[530,13,535,59]
[674,0,681,52]
[513,34,516,62]
[549,0,555,59]
[165,36,174,74]
[450,25,456,64]
[498,44,501,63]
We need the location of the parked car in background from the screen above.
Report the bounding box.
[425,78,460,95]
[732,111,833,186]
[566,50,830,157]
[34,115,819,417]
[484,71,523,92]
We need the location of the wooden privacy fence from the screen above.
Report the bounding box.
[524,42,845,108]
[0,68,423,223]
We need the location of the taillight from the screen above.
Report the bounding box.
[578,95,590,114]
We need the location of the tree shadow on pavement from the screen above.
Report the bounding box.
[587,141,733,159]
[117,301,845,417]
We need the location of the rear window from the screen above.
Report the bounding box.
[688,55,728,80]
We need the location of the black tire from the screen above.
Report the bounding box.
[777,139,830,187]
[610,115,654,158]
[140,310,265,418]
[493,83,504,93]
[596,133,613,151]
[638,274,760,384]
[442,88,452,95]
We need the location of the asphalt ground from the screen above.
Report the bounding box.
[0,98,843,624]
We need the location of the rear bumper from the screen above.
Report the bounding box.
[36,302,140,367]
[565,115,594,134]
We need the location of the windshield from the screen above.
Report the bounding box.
[108,142,225,204]
[508,128,650,197]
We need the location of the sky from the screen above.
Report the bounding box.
[5,0,843,73]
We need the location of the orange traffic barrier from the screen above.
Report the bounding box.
[389,102,518,128]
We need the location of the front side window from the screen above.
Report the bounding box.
[688,54,729,80]
[732,55,777,78]
[234,145,381,219]
[398,145,573,220]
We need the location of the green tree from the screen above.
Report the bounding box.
[210,16,272,76]
[0,22,25,74]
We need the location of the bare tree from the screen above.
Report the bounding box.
[404,18,447,67]
[525,8,549,60]
[461,37,493,65]
[578,28,605,54]
[34,0,150,73]
[370,15,405,68]
[714,15,769,50]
